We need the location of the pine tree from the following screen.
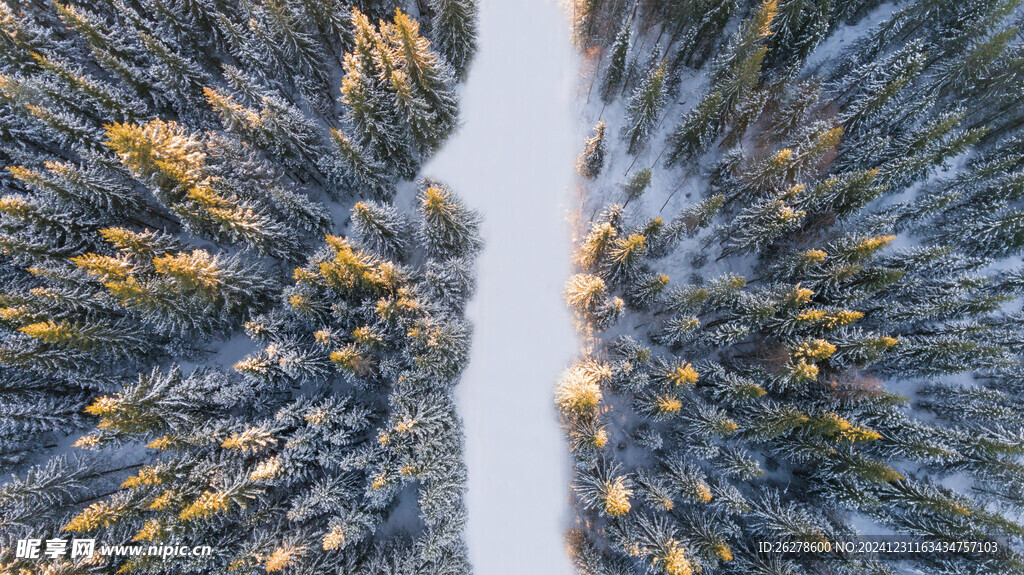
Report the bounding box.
[720,185,808,257]
[384,10,460,154]
[711,0,777,115]
[417,180,483,260]
[767,0,833,68]
[603,233,647,286]
[351,200,413,261]
[622,61,666,155]
[601,21,631,104]
[837,40,927,133]
[623,168,653,204]
[577,121,607,179]
[665,90,725,165]
[203,86,328,180]
[8,159,145,222]
[329,128,395,199]
[573,460,633,517]
[341,8,415,179]
[427,0,479,81]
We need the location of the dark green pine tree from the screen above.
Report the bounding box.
[578,121,607,179]
[622,60,666,155]
[417,179,483,260]
[600,20,631,104]
[351,200,413,262]
[427,0,479,81]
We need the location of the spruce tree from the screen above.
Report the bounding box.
[577,121,607,179]
[622,61,666,155]
[601,21,631,104]
[417,179,483,260]
[427,0,479,81]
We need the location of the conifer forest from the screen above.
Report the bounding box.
[0,0,482,572]
[565,0,1024,574]
[0,0,1022,574]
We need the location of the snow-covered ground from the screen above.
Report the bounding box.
[423,0,580,572]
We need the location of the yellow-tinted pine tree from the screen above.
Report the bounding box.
[565,273,607,316]
[602,475,632,516]
[318,236,389,294]
[329,344,371,377]
[785,283,815,306]
[248,456,282,482]
[105,119,205,195]
[132,519,165,543]
[556,359,611,416]
[666,362,699,386]
[605,233,646,284]
[792,339,837,361]
[382,10,458,149]
[63,501,127,532]
[656,540,694,575]
[575,221,617,271]
[811,412,882,442]
[99,227,177,257]
[263,545,305,573]
[221,428,275,452]
[178,491,230,522]
[787,359,819,382]
[848,234,896,260]
[322,525,346,551]
[121,466,164,489]
[655,394,683,416]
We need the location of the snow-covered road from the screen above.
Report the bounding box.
[423,0,579,572]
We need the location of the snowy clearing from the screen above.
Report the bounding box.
[423,0,580,572]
